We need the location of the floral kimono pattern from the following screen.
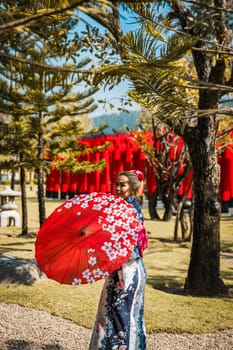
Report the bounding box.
[88,196,147,350]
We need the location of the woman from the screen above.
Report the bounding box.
[89,170,148,350]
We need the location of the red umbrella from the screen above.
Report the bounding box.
[35,192,139,285]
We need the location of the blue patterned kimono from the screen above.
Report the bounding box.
[89,196,147,350]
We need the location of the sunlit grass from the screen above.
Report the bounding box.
[0,194,232,333]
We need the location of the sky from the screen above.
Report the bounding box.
[89,80,141,118]
[76,6,142,118]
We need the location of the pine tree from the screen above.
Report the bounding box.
[0,0,109,230]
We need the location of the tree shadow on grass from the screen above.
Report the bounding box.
[0,241,34,255]
[147,274,186,295]
[3,339,63,349]
[147,274,233,297]
[220,216,233,222]
[221,242,233,254]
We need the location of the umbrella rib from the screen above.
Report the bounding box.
[36,238,75,266]
[60,241,83,283]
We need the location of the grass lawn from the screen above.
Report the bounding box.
[0,193,232,334]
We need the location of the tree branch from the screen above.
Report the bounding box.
[0,52,91,74]
[0,0,106,32]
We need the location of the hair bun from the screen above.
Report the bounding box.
[130,170,144,181]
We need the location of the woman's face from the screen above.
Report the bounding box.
[115,175,132,199]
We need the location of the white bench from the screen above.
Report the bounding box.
[0,210,20,227]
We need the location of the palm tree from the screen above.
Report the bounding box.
[86,1,233,296]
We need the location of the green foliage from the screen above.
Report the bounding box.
[91,1,233,135]
[0,1,111,177]
[0,1,117,228]
[91,5,201,132]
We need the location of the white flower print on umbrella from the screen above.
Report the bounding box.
[35,192,139,285]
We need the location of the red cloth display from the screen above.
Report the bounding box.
[99,151,111,192]
[69,173,78,195]
[45,133,233,203]
[220,146,233,201]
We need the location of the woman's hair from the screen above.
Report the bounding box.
[117,170,144,197]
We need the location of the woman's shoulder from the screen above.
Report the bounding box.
[126,196,139,207]
[126,196,144,221]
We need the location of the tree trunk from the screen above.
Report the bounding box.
[19,166,28,236]
[37,116,46,227]
[148,190,161,220]
[162,190,175,221]
[37,167,46,227]
[184,116,228,296]
[174,197,185,241]
[10,171,15,190]
[180,209,192,241]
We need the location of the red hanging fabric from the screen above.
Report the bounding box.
[177,170,193,199]
[133,148,146,173]
[61,171,70,198]
[146,161,157,195]
[69,173,78,195]
[221,146,233,201]
[100,150,111,192]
